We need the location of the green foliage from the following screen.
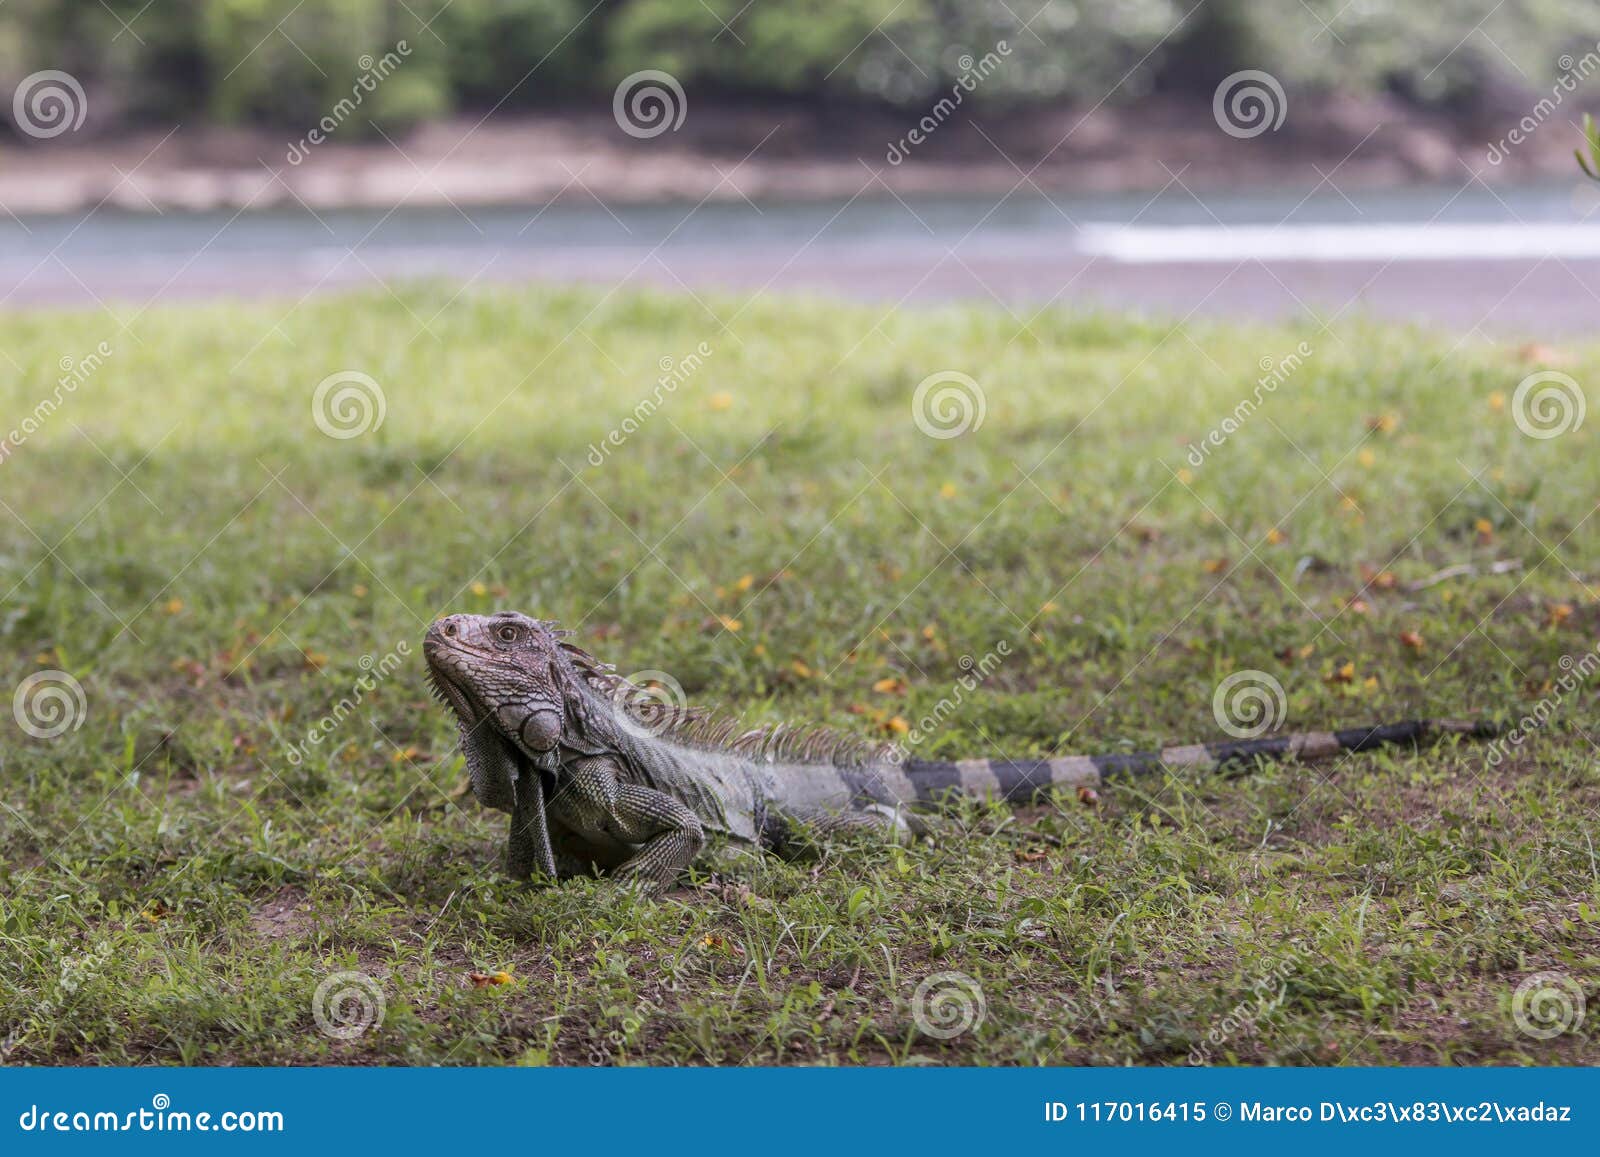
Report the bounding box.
[1578,113,1600,181]
[436,0,597,104]
[0,0,1593,133]
[200,0,448,131]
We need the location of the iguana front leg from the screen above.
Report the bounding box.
[505,766,558,881]
[546,754,705,887]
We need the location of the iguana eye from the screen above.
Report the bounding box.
[496,624,518,644]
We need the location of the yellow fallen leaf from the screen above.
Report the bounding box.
[1489,392,1506,412]
[163,598,184,615]
[1265,528,1286,545]
[939,482,957,498]
[885,716,909,734]
[1357,449,1376,468]
[734,573,753,592]
[872,676,907,694]
[470,581,488,596]
[1176,467,1194,485]
[790,659,814,679]
[708,393,734,411]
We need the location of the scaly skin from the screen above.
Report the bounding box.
[424,612,1499,888]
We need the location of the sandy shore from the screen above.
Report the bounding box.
[0,93,1583,216]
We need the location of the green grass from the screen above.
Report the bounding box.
[1,284,1597,1066]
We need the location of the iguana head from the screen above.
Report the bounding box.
[424,611,568,766]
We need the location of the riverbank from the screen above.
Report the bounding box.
[0,92,1584,216]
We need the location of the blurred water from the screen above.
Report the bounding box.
[3,181,1596,333]
[2,180,1591,264]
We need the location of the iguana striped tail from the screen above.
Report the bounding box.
[900,719,1500,805]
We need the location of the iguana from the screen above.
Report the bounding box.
[424,611,1498,887]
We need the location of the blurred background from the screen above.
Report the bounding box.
[1,0,1599,333]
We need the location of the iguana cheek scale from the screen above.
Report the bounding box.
[424,611,1498,888]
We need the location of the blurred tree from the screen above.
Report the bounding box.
[201,0,448,130]
[1,0,1592,138]
[436,0,597,108]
